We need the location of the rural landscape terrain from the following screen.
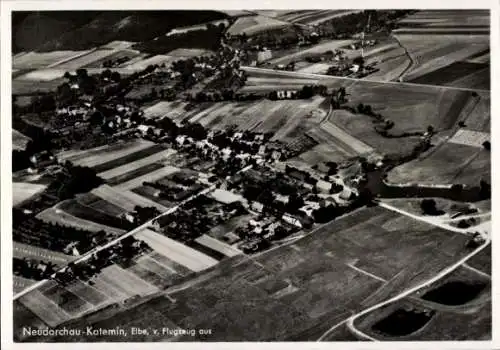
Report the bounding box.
[11,9,491,342]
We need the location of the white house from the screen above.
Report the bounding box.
[316,179,332,193]
[137,124,151,135]
[251,201,264,213]
[282,214,302,228]
[176,135,186,146]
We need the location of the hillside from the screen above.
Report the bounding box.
[12,11,229,53]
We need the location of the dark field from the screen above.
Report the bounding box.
[131,186,174,207]
[58,199,131,229]
[354,295,491,340]
[106,163,165,185]
[20,206,473,342]
[410,61,489,86]
[354,261,491,340]
[92,144,166,173]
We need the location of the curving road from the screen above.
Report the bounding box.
[317,202,491,341]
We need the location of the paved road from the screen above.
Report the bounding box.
[240,66,490,93]
[14,159,263,300]
[13,184,217,300]
[317,201,491,341]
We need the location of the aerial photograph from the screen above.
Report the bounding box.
[11,9,491,342]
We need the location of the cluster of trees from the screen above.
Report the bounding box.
[231,26,302,51]
[55,236,150,285]
[102,56,130,68]
[100,69,122,83]
[190,88,242,103]
[479,179,491,199]
[420,199,445,216]
[12,118,56,171]
[133,206,161,225]
[63,68,98,96]
[48,162,104,200]
[267,84,329,101]
[285,165,318,186]
[13,208,108,254]
[13,258,56,280]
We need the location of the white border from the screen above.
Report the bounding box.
[1,1,498,349]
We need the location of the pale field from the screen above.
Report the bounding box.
[239,84,311,93]
[245,76,319,86]
[194,234,243,257]
[393,34,489,82]
[297,63,331,74]
[296,142,353,165]
[254,10,303,18]
[14,241,74,265]
[13,182,47,207]
[18,289,72,327]
[269,40,354,65]
[99,264,158,296]
[166,48,213,57]
[98,149,177,179]
[12,50,90,70]
[100,40,135,50]
[49,48,119,70]
[387,143,489,186]
[321,113,375,155]
[363,55,409,82]
[448,129,490,148]
[135,229,218,272]
[12,129,31,151]
[188,103,229,124]
[405,44,489,82]
[14,67,138,81]
[36,207,126,235]
[227,15,290,36]
[117,53,149,67]
[278,10,332,22]
[393,28,489,34]
[15,68,66,81]
[143,101,186,119]
[114,165,180,191]
[122,54,178,70]
[17,263,161,328]
[91,184,169,212]
[466,52,490,64]
[141,100,190,121]
[398,10,489,27]
[58,139,155,168]
[459,93,490,131]
[187,98,325,143]
[13,276,36,294]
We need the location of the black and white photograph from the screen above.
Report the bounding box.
[2,1,496,345]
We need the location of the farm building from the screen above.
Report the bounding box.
[251,201,264,213]
[257,49,273,62]
[210,189,244,204]
[316,179,332,193]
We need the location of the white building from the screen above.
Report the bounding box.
[316,179,332,193]
[282,214,302,228]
